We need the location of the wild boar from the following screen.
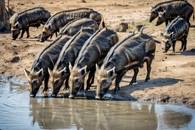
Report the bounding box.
[10,7,51,40]
[95,29,160,99]
[40,8,102,42]
[24,35,71,97]
[149,0,194,26]
[49,28,97,97]
[161,16,190,53]
[59,18,99,36]
[69,28,119,98]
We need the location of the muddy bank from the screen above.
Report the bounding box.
[0,0,195,108]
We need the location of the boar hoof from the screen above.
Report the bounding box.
[51,94,57,97]
[43,91,49,97]
[95,96,101,100]
[30,94,35,98]
[69,94,75,99]
[145,78,150,82]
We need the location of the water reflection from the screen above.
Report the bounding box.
[0,75,195,130]
[155,105,194,130]
[29,99,158,130]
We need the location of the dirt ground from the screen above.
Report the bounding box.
[0,0,195,107]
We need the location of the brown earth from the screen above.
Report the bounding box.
[0,0,195,107]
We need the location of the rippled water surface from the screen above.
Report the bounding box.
[0,75,195,130]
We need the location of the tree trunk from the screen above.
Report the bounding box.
[0,0,10,32]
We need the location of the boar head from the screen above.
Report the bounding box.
[49,67,69,97]
[24,68,44,97]
[69,65,87,98]
[95,65,116,99]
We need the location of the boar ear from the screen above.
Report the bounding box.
[154,39,161,44]
[158,10,165,17]
[160,32,164,36]
[43,26,48,32]
[107,67,116,78]
[79,65,87,75]
[96,64,100,70]
[48,68,52,76]
[24,69,31,80]
[14,22,19,28]
[59,67,67,74]
[36,68,43,77]
[69,63,73,70]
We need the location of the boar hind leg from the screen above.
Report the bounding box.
[180,41,184,51]
[181,36,187,52]
[26,27,30,38]
[114,71,126,94]
[129,68,139,85]
[145,56,154,82]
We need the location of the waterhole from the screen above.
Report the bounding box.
[0,75,194,130]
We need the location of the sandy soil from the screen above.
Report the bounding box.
[0,0,195,107]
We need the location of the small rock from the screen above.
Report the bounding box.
[10,56,20,63]
[159,95,170,103]
[13,51,18,55]
[115,22,128,32]
[80,0,87,3]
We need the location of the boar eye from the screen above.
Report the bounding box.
[54,78,60,83]
[102,79,107,84]
[75,79,79,82]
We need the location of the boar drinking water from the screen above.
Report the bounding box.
[95,29,160,99]
[24,35,71,97]
[69,28,119,98]
[49,28,97,97]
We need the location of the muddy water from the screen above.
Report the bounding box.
[0,75,195,130]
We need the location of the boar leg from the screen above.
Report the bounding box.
[64,74,70,90]
[180,40,184,51]
[145,57,153,82]
[129,68,139,85]
[26,27,30,38]
[181,36,187,52]
[114,71,126,94]
[172,41,176,52]
[19,29,25,39]
[86,67,96,91]
[165,20,168,26]
[55,29,59,37]
[50,33,53,39]
[43,75,49,96]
